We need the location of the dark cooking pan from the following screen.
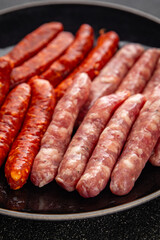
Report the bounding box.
[0,1,159,220]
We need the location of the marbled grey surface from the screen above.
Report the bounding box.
[0,1,159,239]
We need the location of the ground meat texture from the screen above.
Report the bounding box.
[3,22,63,67]
[55,91,130,192]
[5,79,55,190]
[0,83,31,168]
[10,32,74,88]
[30,73,91,188]
[149,138,160,166]
[142,58,160,167]
[76,44,144,126]
[76,94,145,198]
[0,58,12,106]
[116,48,160,95]
[143,57,160,98]
[110,86,160,196]
[41,24,94,87]
[55,31,119,100]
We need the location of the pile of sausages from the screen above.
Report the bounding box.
[0,21,160,198]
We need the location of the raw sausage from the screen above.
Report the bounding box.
[110,86,160,196]
[10,32,74,88]
[0,83,31,167]
[41,24,94,87]
[76,44,144,126]
[0,58,12,106]
[30,73,91,187]
[149,138,160,166]
[143,57,160,98]
[76,94,145,198]
[55,31,119,100]
[3,22,63,67]
[5,79,55,190]
[116,48,160,95]
[55,91,130,192]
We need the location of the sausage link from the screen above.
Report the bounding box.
[116,48,160,95]
[142,59,160,167]
[55,91,130,192]
[76,44,144,126]
[110,86,160,196]
[3,22,63,67]
[0,83,31,167]
[143,58,160,98]
[41,24,94,87]
[0,58,12,106]
[55,31,119,100]
[149,138,160,166]
[76,94,145,198]
[5,79,55,190]
[10,32,74,88]
[30,73,91,187]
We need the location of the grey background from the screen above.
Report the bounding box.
[0,1,159,240]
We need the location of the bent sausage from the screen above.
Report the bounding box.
[5,79,55,190]
[41,24,94,87]
[55,31,119,100]
[116,48,160,95]
[76,44,144,126]
[55,91,130,192]
[76,94,145,198]
[0,83,31,167]
[10,32,74,88]
[110,86,160,196]
[3,22,63,67]
[30,73,91,187]
[0,58,12,106]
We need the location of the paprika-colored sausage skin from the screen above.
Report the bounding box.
[10,32,74,88]
[30,73,91,188]
[0,58,12,106]
[41,24,94,87]
[55,91,130,192]
[5,79,56,190]
[55,31,119,100]
[110,86,160,196]
[0,83,31,167]
[76,94,145,198]
[3,22,63,67]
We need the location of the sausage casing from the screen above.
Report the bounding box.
[110,86,160,195]
[76,94,145,198]
[55,91,130,192]
[0,83,31,167]
[4,22,63,67]
[30,73,91,187]
[5,79,55,190]
[41,24,94,87]
[55,31,119,100]
[10,32,74,88]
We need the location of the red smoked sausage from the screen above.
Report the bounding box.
[0,58,12,106]
[116,48,160,95]
[76,94,145,198]
[3,22,63,67]
[55,91,130,192]
[10,32,74,88]
[76,43,144,126]
[110,86,160,196]
[30,73,91,187]
[5,79,56,190]
[40,24,94,87]
[55,31,119,100]
[0,83,31,167]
